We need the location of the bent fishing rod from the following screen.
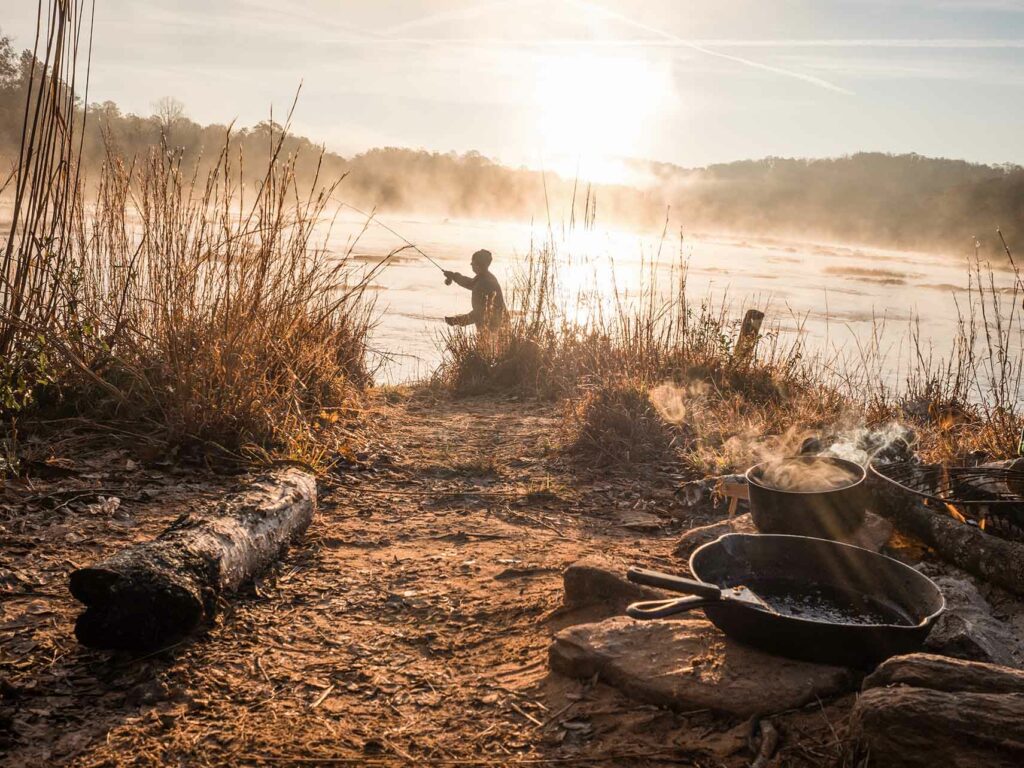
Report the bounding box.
[330,198,454,284]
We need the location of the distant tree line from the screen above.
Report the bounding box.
[645,154,1023,253]
[1,29,1020,254]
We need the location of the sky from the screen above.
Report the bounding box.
[4,0,1024,183]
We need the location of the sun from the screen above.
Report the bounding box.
[533,52,672,185]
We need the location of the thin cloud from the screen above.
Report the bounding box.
[382,0,540,35]
[313,37,1024,50]
[370,0,856,95]
[565,0,855,95]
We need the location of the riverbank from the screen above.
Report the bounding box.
[1,387,851,767]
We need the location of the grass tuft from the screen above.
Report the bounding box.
[562,379,679,466]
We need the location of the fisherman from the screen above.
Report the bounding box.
[442,249,507,330]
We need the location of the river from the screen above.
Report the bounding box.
[326,212,999,389]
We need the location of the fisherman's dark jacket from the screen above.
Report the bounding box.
[449,271,507,329]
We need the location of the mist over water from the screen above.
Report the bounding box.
[3,194,985,389]
[326,210,981,386]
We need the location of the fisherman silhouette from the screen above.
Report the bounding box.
[442,249,507,330]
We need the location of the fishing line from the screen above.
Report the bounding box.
[328,196,448,274]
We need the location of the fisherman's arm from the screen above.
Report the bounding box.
[443,270,475,289]
[445,311,478,327]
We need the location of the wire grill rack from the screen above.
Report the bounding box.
[871,461,1024,541]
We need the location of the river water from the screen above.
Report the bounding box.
[3,199,1012,393]
[326,212,1001,389]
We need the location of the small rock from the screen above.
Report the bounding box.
[849,512,894,552]
[615,509,663,532]
[673,514,757,560]
[549,616,856,717]
[88,496,121,516]
[561,558,666,615]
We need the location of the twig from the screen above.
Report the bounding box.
[309,684,334,709]
[428,531,510,541]
[540,701,577,728]
[256,655,274,687]
[507,700,543,728]
[20,487,129,505]
[237,752,692,764]
[751,719,780,768]
[380,738,414,762]
[502,507,572,540]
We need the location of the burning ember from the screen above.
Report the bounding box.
[873,461,1024,542]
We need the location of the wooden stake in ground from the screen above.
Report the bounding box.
[69,468,316,650]
[734,309,765,362]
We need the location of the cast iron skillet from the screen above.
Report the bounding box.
[626,533,945,668]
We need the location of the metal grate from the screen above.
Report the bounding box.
[871,461,1024,540]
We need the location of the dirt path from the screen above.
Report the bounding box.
[2,390,835,766]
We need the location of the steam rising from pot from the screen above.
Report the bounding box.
[757,457,860,492]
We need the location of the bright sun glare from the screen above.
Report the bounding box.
[533,53,671,185]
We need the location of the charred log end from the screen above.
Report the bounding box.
[70,564,205,651]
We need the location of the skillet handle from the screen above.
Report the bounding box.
[626,595,716,619]
[627,566,722,599]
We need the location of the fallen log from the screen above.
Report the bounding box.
[69,468,316,650]
[852,653,1024,767]
[867,475,1024,595]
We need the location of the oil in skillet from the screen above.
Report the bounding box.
[738,579,913,626]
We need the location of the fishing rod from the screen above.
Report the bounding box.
[330,198,454,284]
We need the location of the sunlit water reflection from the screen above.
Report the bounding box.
[324,211,1008,390]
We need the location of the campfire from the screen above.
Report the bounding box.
[872,461,1024,543]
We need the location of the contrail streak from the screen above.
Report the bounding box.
[324,37,1024,51]
[566,0,855,95]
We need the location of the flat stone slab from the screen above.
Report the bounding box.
[549,616,857,717]
[673,515,757,560]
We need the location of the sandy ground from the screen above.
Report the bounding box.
[0,390,850,766]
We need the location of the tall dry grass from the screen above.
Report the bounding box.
[6,129,378,464]
[51,132,377,462]
[865,237,1024,462]
[436,241,819,400]
[1,0,89,411]
[2,3,379,467]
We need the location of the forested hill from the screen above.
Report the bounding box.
[639,154,1023,253]
[0,31,1020,254]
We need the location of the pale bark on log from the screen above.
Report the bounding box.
[867,475,1024,595]
[69,468,316,650]
[852,653,1024,767]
